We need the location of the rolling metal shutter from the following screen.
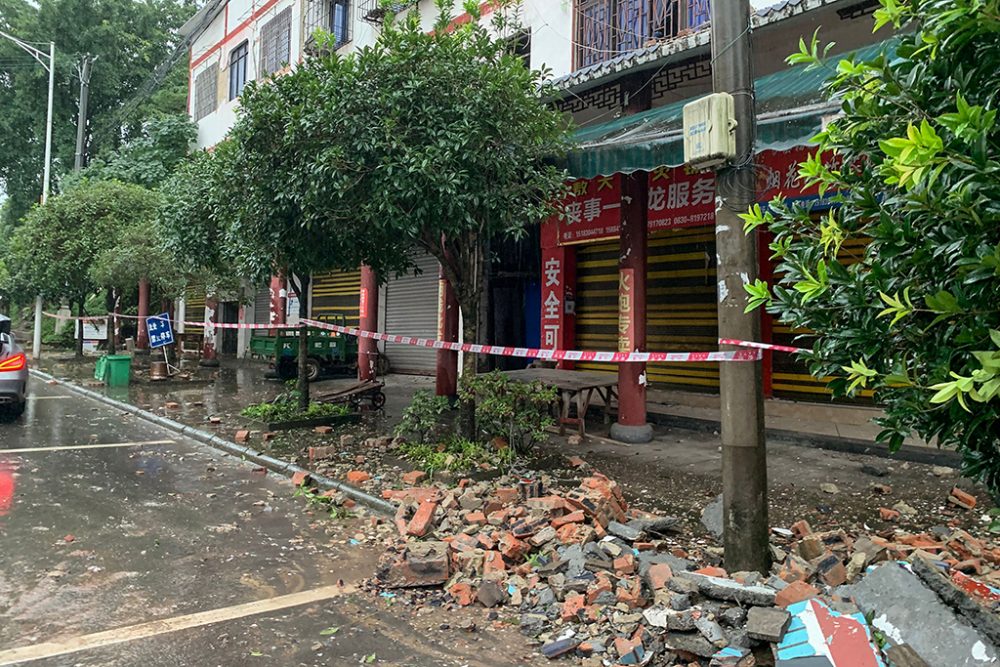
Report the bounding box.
[384,252,440,375]
[575,225,720,391]
[311,270,360,325]
[184,284,206,334]
[253,287,271,325]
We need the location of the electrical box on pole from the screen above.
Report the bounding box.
[682,93,737,168]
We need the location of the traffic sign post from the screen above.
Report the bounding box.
[146,313,179,376]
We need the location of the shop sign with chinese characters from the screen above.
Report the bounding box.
[617,269,635,353]
[555,174,623,245]
[541,252,563,349]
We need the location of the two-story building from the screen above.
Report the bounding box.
[180,0,891,432]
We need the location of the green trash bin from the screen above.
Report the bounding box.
[104,355,132,387]
[94,355,108,381]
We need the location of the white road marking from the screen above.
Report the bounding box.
[0,440,176,454]
[0,584,357,665]
[26,396,72,400]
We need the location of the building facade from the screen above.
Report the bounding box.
[180,0,890,419]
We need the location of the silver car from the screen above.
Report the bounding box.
[0,315,27,417]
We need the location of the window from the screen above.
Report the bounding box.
[305,0,352,50]
[228,41,249,100]
[260,7,292,76]
[193,63,219,121]
[574,0,710,69]
[507,29,531,67]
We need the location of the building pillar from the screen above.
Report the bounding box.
[270,274,287,325]
[539,218,576,367]
[200,295,219,367]
[610,172,652,444]
[136,278,150,352]
[436,266,459,397]
[359,265,379,381]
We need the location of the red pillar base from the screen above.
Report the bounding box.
[358,265,379,382]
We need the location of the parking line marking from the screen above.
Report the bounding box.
[0,583,357,665]
[0,440,176,455]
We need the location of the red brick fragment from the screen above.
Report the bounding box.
[346,470,371,484]
[552,510,585,529]
[401,470,427,485]
[465,511,487,525]
[614,553,636,576]
[879,507,900,522]
[561,593,585,621]
[694,566,727,578]
[449,582,476,606]
[234,430,250,443]
[949,487,977,510]
[313,425,333,434]
[291,471,311,487]
[791,520,813,539]
[494,487,520,505]
[775,580,820,607]
[406,500,439,537]
[646,563,673,590]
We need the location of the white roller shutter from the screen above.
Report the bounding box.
[253,287,271,325]
[384,252,440,375]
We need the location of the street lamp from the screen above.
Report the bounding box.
[0,31,55,360]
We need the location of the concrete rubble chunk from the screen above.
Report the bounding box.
[701,494,724,539]
[745,606,791,643]
[666,631,717,658]
[710,646,756,667]
[643,606,696,631]
[909,557,1000,650]
[695,616,729,647]
[607,520,642,542]
[675,571,777,606]
[376,541,450,588]
[839,563,998,667]
[884,644,931,667]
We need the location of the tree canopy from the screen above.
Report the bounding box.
[0,0,194,226]
[742,0,1000,491]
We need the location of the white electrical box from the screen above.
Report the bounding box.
[683,93,737,168]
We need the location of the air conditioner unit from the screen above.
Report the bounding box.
[683,93,737,168]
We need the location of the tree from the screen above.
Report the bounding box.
[741,1,1000,492]
[6,179,159,356]
[0,0,194,226]
[219,0,570,427]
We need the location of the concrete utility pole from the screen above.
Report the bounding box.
[74,56,92,171]
[711,0,770,572]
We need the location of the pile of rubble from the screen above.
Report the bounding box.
[365,468,1000,666]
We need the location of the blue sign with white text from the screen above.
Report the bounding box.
[146,313,174,349]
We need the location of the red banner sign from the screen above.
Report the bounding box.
[647,165,716,231]
[555,174,622,245]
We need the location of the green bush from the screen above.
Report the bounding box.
[400,436,514,475]
[394,390,452,444]
[241,400,348,423]
[459,370,557,454]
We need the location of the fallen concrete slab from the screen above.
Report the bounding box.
[839,562,998,667]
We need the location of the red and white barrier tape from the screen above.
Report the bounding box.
[303,318,760,364]
[718,338,808,354]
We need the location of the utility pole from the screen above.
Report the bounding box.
[711,0,770,572]
[74,56,92,171]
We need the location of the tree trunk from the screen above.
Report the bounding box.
[75,300,85,358]
[105,288,117,354]
[290,274,311,411]
[457,294,478,440]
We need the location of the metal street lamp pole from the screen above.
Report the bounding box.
[0,31,56,360]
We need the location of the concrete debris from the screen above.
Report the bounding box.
[363,462,1000,666]
[701,494,724,539]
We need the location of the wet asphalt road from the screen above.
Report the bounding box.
[0,377,532,667]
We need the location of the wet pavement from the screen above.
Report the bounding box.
[0,376,536,666]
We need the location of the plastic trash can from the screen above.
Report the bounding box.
[104,355,132,387]
[94,355,108,381]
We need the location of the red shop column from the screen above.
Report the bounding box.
[610,172,652,444]
[136,277,150,352]
[539,218,576,366]
[436,266,459,398]
[358,265,379,381]
[200,295,219,367]
[269,275,287,325]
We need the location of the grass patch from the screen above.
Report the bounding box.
[241,401,349,423]
[399,437,514,475]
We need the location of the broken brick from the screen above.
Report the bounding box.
[313,425,333,434]
[614,553,636,576]
[694,566,727,578]
[449,582,476,606]
[346,470,371,484]
[552,510,585,529]
[401,470,427,485]
[949,487,977,510]
[406,500,438,537]
[812,552,847,587]
[494,487,520,505]
[499,533,530,562]
[561,593,586,621]
[774,580,820,607]
[290,471,311,487]
[465,511,487,525]
[234,430,250,443]
[879,507,900,522]
[646,562,673,590]
[483,550,506,575]
[791,520,813,539]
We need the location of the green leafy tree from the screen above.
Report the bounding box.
[0,0,194,226]
[741,2,1000,492]
[218,0,570,428]
[6,179,159,356]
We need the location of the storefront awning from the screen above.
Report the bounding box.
[563,41,892,179]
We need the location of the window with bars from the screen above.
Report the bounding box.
[305,0,352,49]
[260,7,292,76]
[228,41,249,100]
[193,63,219,121]
[358,0,416,24]
[574,0,710,69]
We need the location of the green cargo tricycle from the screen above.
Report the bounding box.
[249,316,359,382]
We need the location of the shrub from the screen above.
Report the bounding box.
[400,436,514,475]
[394,390,452,444]
[459,370,557,454]
[241,400,347,423]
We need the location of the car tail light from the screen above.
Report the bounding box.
[0,353,26,372]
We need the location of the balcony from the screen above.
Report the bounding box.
[575,0,711,69]
[359,0,418,24]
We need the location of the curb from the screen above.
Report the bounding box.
[28,369,396,516]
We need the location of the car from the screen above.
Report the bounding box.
[0,315,28,417]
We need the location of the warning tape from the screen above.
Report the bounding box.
[718,338,809,354]
[303,318,761,364]
[41,311,763,362]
